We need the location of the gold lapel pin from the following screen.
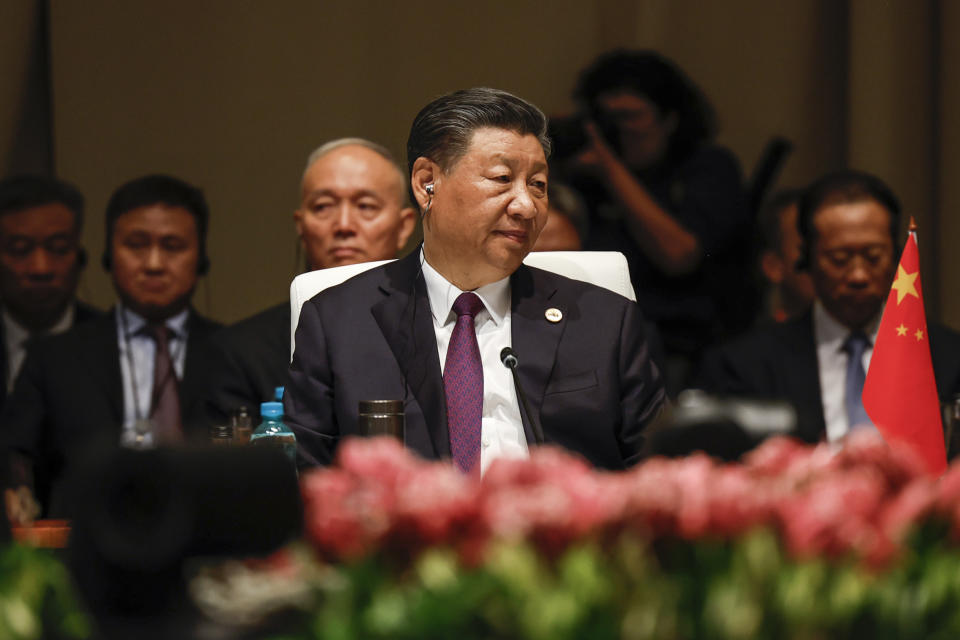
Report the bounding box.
[545,308,563,323]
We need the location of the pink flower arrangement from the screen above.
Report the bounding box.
[299,432,960,568]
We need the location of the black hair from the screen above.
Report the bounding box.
[797,169,901,267]
[573,49,716,161]
[0,174,84,233]
[406,87,550,206]
[102,174,210,274]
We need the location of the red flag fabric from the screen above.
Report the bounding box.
[863,232,946,475]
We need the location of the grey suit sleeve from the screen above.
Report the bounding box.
[618,300,668,466]
[283,300,338,467]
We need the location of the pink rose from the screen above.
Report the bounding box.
[336,436,423,484]
[706,466,777,537]
[880,478,935,543]
[776,468,886,559]
[300,469,377,560]
[743,437,814,476]
[390,463,482,552]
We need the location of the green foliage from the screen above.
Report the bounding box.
[0,544,90,640]
[274,529,960,640]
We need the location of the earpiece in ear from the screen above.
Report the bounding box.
[423,183,435,217]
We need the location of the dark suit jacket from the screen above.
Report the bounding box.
[206,302,290,425]
[0,308,221,515]
[0,301,103,415]
[285,251,667,470]
[695,310,960,444]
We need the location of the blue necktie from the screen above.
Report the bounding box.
[444,292,485,474]
[842,332,873,431]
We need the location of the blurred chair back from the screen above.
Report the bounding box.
[289,251,635,358]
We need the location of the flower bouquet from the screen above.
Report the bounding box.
[192,432,960,639]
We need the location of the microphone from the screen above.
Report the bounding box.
[500,347,544,445]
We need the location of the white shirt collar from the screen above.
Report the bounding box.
[420,249,511,328]
[3,304,75,346]
[813,300,881,351]
[117,305,190,339]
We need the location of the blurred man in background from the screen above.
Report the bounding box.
[206,138,416,424]
[532,182,587,252]
[0,175,100,405]
[696,170,960,446]
[2,174,221,517]
[552,50,752,393]
[756,188,815,323]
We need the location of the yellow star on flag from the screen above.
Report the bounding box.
[896,324,908,336]
[891,265,919,304]
[915,328,924,341]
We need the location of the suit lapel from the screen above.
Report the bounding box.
[510,266,564,444]
[371,252,447,458]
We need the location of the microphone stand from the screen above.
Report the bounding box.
[500,347,545,445]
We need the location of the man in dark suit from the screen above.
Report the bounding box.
[696,170,960,445]
[206,138,416,425]
[285,88,666,473]
[1,175,221,517]
[0,175,102,412]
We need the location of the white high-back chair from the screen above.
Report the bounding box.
[289,251,635,359]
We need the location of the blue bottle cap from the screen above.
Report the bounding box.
[261,401,283,418]
[274,386,284,401]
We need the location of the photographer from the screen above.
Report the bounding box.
[553,50,751,392]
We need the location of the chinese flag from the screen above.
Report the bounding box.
[863,230,947,475]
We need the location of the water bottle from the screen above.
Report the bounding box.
[250,400,297,464]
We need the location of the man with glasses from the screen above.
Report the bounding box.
[0,176,100,408]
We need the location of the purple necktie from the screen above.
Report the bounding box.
[444,292,485,474]
[149,324,183,443]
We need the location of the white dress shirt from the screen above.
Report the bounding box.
[814,301,880,442]
[115,305,189,448]
[3,305,75,393]
[421,251,528,475]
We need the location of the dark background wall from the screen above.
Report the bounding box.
[3,0,957,327]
